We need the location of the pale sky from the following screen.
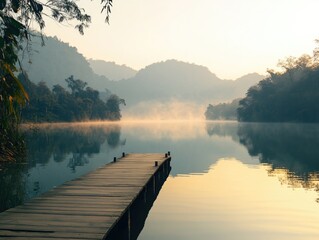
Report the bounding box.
[44,0,319,79]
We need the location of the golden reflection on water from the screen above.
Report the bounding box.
[268,168,319,190]
[140,158,319,240]
[121,120,209,140]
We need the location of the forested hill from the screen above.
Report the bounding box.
[20,36,113,90]
[88,59,137,81]
[20,74,125,122]
[238,55,319,122]
[105,60,265,106]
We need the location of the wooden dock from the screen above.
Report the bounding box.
[0,153,171,240]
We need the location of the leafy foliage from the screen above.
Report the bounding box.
[0,0,114,161]
[0,12,29,126]
[0,162,26,212]
[20,74,125,122]
[238,52,319,122]
[205,99,240,120]
[0,12,28,160]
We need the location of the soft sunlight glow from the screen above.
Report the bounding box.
[122,100,206,121]
[121,120,208,141]
[139,159,319,240]
[44,0,319,79]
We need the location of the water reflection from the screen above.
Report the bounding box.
[0,163,27,212]
[23,123,125,168]
[120,121,251,175]
[237,123,319,195]
[205,121,239,142]
[138,159,319,240]
[0,123,126,212]
[205,122,319,202]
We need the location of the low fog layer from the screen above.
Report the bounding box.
[122,100,207,121]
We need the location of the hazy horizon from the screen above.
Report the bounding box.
[41,0,319,79]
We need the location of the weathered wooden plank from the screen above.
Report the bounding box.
[62,179,146,186]
[33,194,133,201]
[0,212,118,223]
[42,192,137,198]
[74,176,151,181]
[0,219,112,228]
[17,204,126,211]
[6,208,122,217]
[0,224,107,234]
[0,238,86,240]
[56,185,141,191]
[85,172,154,176]
[0,153,171,240]
[0,229,103,239]
[24,199,130,207]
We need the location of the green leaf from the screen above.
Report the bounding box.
[0,38,4,48]
[3,16,25,37]
[8,17,25,30]
[3,63,29,103]
[11,0,20,13]
[29,0,43,17]
[0,0,6,10]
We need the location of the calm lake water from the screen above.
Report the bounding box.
[1,121,319,239]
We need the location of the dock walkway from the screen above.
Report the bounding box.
[0,153,171,240]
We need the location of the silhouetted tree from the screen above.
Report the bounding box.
[0,0,114,161]
[105,95,126,120]
[238,52,319,123]
[21,75,125,122]
[66,76,87,96]
[205,99,240,120]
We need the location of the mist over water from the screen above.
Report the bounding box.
[121,100,206,121]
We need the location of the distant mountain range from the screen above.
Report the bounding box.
[105,60,265,106]
[20,36,110,90]
[88,59,137,81]
[20,36,265,117]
